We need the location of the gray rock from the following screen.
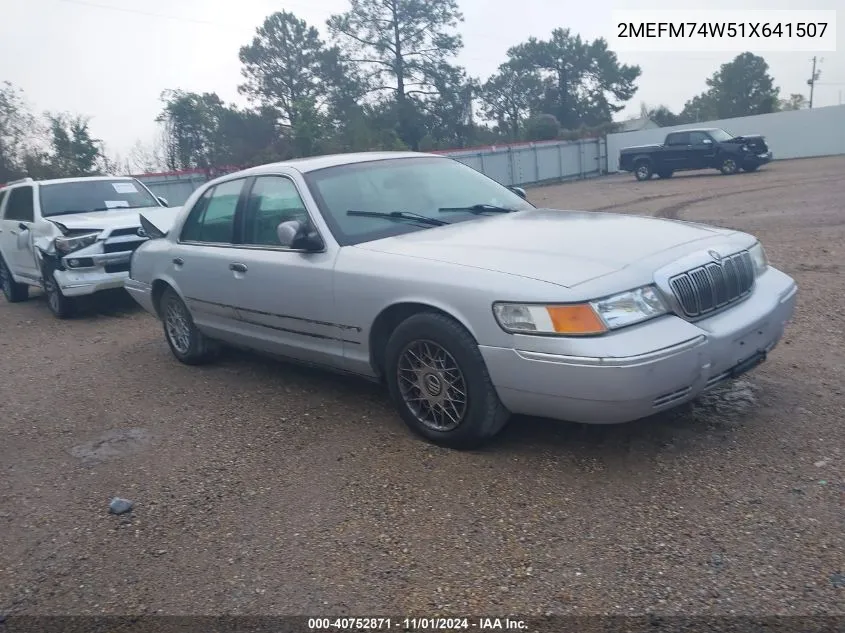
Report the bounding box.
[109,497,134,515]
[831,572,845,589]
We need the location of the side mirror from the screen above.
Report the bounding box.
[157,196,169,207]
[276,219,323,251]
[701,138,713,145]
[509,186,527,200]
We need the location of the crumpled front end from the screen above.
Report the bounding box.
[40,225,149,297]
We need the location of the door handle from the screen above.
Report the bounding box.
[10,230,17,235]
[229,263,248,273]
[172,257,184,266]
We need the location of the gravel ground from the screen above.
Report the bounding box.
[1,157,843,620]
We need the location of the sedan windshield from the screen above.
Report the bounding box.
[39,179,160,218]
[304,156,534,246]
[708,129,734,142]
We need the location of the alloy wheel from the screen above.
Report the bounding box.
[397,339,468,432]
[43,276,60,314]
[164,297,192,355]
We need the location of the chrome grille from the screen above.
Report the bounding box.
[669,250,754,317]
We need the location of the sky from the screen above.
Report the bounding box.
[1,0,842,161]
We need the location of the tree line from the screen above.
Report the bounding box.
[1,0,810,182]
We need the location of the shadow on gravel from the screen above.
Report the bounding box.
[610,169,770,186]
[204,344,764,461]
[29,287,142,318]
[492,379,760,460]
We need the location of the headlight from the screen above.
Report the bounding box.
[748,241,768,276]
[55,232,100,255]
[493,285,668,336]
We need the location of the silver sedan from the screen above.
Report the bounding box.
[125,152,798,448]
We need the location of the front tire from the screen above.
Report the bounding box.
[384,312,510,449]
[634,161,653,181]
[159,287,218,365]
[0,256,29,303]
[720,157,739,175]
[43,269,75,318]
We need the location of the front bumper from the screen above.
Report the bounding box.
[744,150,772,166]
[53,267,130,297]
[50,248,136,297]
[479,266,797,424]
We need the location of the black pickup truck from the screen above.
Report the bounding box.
[618,127,772,181]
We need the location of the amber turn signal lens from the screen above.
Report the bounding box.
[545,305,607,334]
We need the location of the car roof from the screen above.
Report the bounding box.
[0,175,138,189]
[667,128,723,134]
[236,151,444,176]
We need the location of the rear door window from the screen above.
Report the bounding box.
[666,133,690,146]
[179,179,244,244]
[4,186,35,222]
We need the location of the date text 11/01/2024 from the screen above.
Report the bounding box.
[308,617,527,630]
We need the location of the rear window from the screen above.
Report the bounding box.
[39,179,160,218]
[666,133,689,146]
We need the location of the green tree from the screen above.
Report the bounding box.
[646,104,682,127]
[779,93,808,111]
[327,0,464,148]
[0,82,40,182]
[47,114,103,177]
[524,113,560,141]
[681,52,780,121]
[506,28,641,129]
[239,11,331,129]
[218,105,290,166]
[157,89,294,171]
[421,65,478,148]
[480,62,543,139]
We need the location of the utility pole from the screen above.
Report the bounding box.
[807,56,822,108]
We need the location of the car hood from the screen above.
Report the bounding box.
[46,206,180,232]
[355,208,741,288]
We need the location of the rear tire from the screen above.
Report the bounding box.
[159,287,218,365]
[634,161,653,181]
[384,312,510,449]
[0,256,29,303]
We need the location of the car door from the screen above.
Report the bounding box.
[687,131,717,169]
[0,186,40,281]
[0,188,11,266]
[166,178,247,339]
[224,173,344,368]
[662,132,691,170]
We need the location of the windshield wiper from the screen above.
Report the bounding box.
[438,204,517,214]
[346,210,449,226]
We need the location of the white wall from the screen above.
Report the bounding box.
[605,104,845,172]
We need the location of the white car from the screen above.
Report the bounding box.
[0,175,178,318]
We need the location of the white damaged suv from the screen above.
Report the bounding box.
[0,175,178,318]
